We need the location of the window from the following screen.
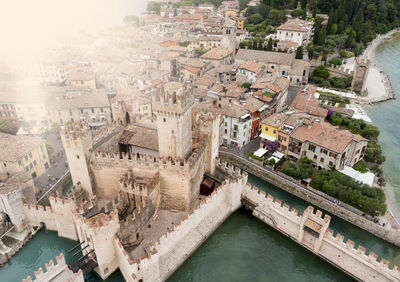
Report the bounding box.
[163,118,166,122]
[273,129,276,134]
[3,162,6,167]
[29,163,33,169]
[233,124,238,131]
[40,144,44,152]
[25,155,28,161]
[233,132,237,139]
[224,122,227,127]
[25,166,29,172]
[91,108,94,113]
[80,109,83,114]
[18,160,22,166]
[308,144,316,152]
[320,157,324,162]
[329,161,334,166]
[33,160,37,166]
[42,154,46,159]
[313,155,317,160]
[29,152,32,158]
[282,145,287,152]
[224,129,227,134]
[329,152,337,158]
[264,126,268,132]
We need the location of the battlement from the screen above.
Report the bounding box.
[216,157,249,178]
[91,151,189,171]
[22,253,83,282]
[91,121,124,144]
[355,56,371,67]
[242,183,400,281]
[73,209,119,232]
[119,170,160,197]
[152,81,194,116]
[325,231,400,277]
[326,64,354,76]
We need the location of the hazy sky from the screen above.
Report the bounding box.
[0,0,147,63]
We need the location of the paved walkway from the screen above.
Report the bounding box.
[34,133,69,199]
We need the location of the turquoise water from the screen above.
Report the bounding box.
[365,36,400,211]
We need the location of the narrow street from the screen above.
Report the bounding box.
[33,133,69,199]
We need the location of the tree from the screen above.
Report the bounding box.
[295,46,304,59]
[242,82,251,89]
[302,8,307,20]
[291,9,303,18]
[328,57,342,66]
[266,38,273,51]
[307,47,314,59]
[313,65,330,79]
[147,1,161,14]
[0,119,14,134]
[123,15,139,25]
[301,0,307,10]
[330,23,338,34]
[317,27,326,45]
[249,13,263,24]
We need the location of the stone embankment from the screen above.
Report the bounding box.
[242,183,400,282]
[219,150,400,247]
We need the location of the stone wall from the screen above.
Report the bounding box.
[111,174,247,282]
[219,152,400,247]
[244,184,400,282]
[22,253,84,282]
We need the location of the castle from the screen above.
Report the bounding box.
[18,82,400,281]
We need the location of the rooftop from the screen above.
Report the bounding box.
[201,47,232,60]
[119,125,158,152]
[291,122,366,153]
[0,133,45,163]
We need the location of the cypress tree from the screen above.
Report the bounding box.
[295,46,304,59]
[267,38,273,51]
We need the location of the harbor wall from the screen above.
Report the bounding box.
[219,152,400,247]
[244,184,400,282]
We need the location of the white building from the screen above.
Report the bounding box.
[237,61,263,84]
[221,103,252,147]
[275,19,313,47]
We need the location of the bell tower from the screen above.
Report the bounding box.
[152,81,194,160]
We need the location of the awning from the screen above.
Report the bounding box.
[259,133,276,142]
[272,151,284,159]
[254,148,268,158]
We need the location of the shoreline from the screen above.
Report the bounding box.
[358,29,399,105]
[363,29,400,229]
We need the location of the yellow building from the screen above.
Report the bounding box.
[67,71,96,90]
[260,113,285,148]
[236,17,245,30]
[224,9,238,18]
[0,133,50,179]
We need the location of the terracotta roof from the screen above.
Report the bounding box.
[277,19,312,32]
[219,102,248,119]
[239,61,263,73]
[185,65,201,74]
[0,133,45,162]
[244,96,265,112]
[177,57,205,69]
[195,76,217,87]
[201,47,232,60]
[119,125,158,151]
[291,85,328,117]
[236,49,293,66]
[291,122,366,153]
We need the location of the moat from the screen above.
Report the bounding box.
[2,174,400,281]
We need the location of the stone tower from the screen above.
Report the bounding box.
[351,57,371,96]
[61,126,94,197]
[152,81,194,161]
[221,17,237,53]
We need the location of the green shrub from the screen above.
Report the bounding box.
[353,160,368,173]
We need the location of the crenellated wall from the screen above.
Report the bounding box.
[243,183,400,282]
[111,174,247,282]
[22,253,84,282]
